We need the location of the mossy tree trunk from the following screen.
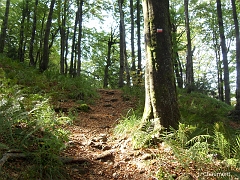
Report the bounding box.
[142,0,180,130]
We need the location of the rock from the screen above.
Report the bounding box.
[141,153,153,160]
[92,134,107,142]
[113,172,119,179]
[102,145,111,151]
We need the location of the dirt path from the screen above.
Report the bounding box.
[62,89,156,180]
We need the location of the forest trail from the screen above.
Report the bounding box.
[62,89,156,180]
[61,89,151,180]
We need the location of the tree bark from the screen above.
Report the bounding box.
[216,0,231,105]
[29,0,38,67]
[59,0,67,74]
[142,0,180,130]
[172,23,183,88]
[0,0,10,53]
[230,0,240,113]
[77,0,83,77]
[184,0,194,92]
[70,8,79,77]
[118,0,126,87]
[130,0,136,71]
[137,0,142,81]
[40,0,56,72]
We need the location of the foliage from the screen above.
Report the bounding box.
[0,56,98,103]
[116,87,240,178]
[0,67,71,179]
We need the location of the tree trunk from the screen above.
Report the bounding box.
[77,0,83,77]
[118,0,125,87]
[104,29,117,88]
[29,0,38,67]
[0,0,10,53]
[65,28,69,74]
[40,0,56,72]
[172,23,183,88]
[216,0,231,105]
[18,0,30,62]
[184,0,194,92]
[142,0,180,130]
[136,0,142,81]
[59,0,67,74]
[231,0,240,111]
[70,9,79,77]
[130,0,136,71]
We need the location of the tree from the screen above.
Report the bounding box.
[0,0,10,53]
[118,0,128,87]
[58,0,69,74]
[76,0,83,77]
[216,0,230,105]
[18,0,30,63]
[184,0,194,92]
[29,0,38,67]
[141,0,180,130]
[136,0,142,79]
[40,0,56,72]
[231,0,240,112]
[130,0,136,71]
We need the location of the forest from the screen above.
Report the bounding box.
[0,0,240,179]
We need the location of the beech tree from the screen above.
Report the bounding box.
[142,0,180,130]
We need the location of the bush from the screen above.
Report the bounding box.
[0,75,71,179]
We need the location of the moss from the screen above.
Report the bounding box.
[78,104,90,112]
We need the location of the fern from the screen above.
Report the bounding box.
[233,135,240,159]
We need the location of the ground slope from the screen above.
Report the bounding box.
[63,89,156,180]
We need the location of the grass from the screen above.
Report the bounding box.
[115,86,240,179]
[0,56,99,179]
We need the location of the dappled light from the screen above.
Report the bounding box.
[1,0,240,179]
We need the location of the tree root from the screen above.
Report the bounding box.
[0,150,91,168]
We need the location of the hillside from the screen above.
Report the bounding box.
[0,59,240,179]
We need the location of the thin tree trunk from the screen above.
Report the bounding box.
[104,40,112,88]
[77,0,83,77]
[184,0,194,92]
[40,0,56,72]
[29,0,38,67]
[18,0,26,62]
[59,0,67,74]
[64,28,69,74]
[130,0,136,71]
[231,0,240,111]
[172,24,183,88]
[136,0,142,79]
[70,9,79,77]
[0,0,10,53]
[216,0,231,105]
[118,0,125,87]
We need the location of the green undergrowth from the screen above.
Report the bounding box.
[116,87,240,179]
[0,56,100,179]
[0,56,98,104]
[0,74,71,179]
